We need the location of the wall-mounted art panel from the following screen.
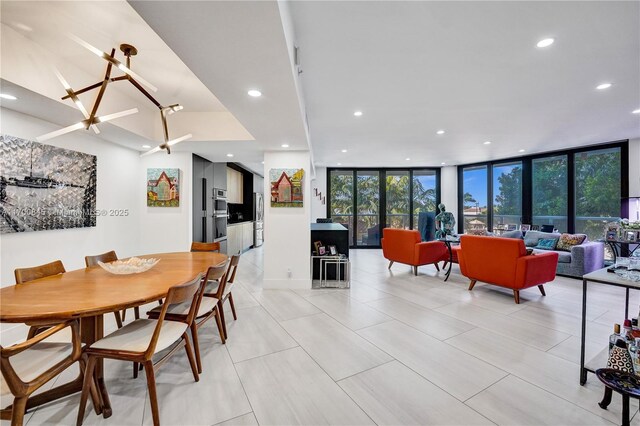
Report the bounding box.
[0,134,97,234]
[147,168,180,207]
[269,168,304,207]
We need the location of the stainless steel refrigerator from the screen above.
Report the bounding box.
[253,192,263,247]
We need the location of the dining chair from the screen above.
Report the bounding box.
[85,251,130,329]
[76,273,203,426]
[204,255,240,339]
[147,261,229,373]
[1,320,100,426]
[14,260,66,339]
[190,241,221,252]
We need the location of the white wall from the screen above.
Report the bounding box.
[310,166,327,222]
[0,108,141,344]
[440,166,458,226]
[263,151,311,289]
[138,152,192,254]
[0,109,194,345]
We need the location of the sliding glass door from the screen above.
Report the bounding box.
[574,147,622,241]
[385,171,410,229]
[356,171,380,246]
[462,166,488,233]
[329,170,354,244]
[328,168,440,247]
[533,155,568,232]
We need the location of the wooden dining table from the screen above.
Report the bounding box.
[0,251,227,418]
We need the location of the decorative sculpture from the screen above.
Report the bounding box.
[435,203,456,239]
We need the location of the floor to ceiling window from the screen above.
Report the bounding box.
[327,168,440,247]
[356,171,380,246]
[492,161,522,230]
[329,170,354,244]
[532,155,568,232]
[461,166,488,233]
[457,141,627,237]
[385,171,410,230]
[574,147,622,241]
[412,170,437,232]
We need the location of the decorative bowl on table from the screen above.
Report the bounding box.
[614,268,640,282]
[98,257,160,274]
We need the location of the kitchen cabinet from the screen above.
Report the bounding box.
[227,167,243,204]
[227,221,254,255]
[242,222,253,250]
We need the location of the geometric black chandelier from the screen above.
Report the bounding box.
[37,35,191,155]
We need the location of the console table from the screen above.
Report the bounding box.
[600,239,639,263]
[580,267,640,385]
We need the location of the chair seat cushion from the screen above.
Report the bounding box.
[148,297,218,318]
[5,332,74,383]
[90,319,187,354]
[205,280,234,297]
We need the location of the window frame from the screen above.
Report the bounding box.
[457,140,629,234]
[327,167,441,248]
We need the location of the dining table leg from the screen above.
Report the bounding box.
[81,314,112,419]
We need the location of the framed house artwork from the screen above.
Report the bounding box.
[270,168,304,207]
[147,168,180,207]
[0,134,97,234]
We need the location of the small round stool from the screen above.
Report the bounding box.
[596,368,640,426]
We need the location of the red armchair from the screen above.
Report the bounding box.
[381,228,448,275]
[458,235,559,304]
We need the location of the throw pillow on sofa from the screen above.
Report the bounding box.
[524,230,561,247]
[556,233,587,252]
[536,238,558,250]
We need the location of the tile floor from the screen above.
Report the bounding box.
[20,247,640,425]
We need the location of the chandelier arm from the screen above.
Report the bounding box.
[127,77,162,109]
[61,81,103,100]
[87,49,116,129]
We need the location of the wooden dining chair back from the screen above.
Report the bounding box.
[84,251,117,267]
[225,255,240,284]
[190,242,221,252]
[149,262,229,374]
[1,320,98,426]
[77,274,203,426]
[84,251,127,329]
[14,260,65,284]
[218,255,241,327]
[14,260,66,339]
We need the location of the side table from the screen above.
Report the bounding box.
[437,236,460,282]
[596,368,640,426]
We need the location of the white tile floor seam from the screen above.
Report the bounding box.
[21,246,637,425]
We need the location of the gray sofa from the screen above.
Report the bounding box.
[524,230,604,278]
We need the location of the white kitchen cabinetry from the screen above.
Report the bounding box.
[227,168,243,204]
[227,221,254,255]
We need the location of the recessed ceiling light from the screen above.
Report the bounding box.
[261,161,264,164]
[247,89,262,97]
[337,163,342,166]
[341,149,348,153]
[441,162,446,165]
[536,38,555,48]
[0,93,17,100]
[353,111,363,117]
[436,130,445,135]
[483,141,492,145]
[519,149,526,153]
[632,108,640,114]
[596,83,612,90]
[227,153,234,157]
[405,157,411,161]
[142,144,151,149]
[281,143,289,148]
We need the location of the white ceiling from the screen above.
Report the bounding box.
[289,0,640,167]
[129,0,309,174]
[2,1,639,175]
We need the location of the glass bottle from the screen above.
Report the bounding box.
[610,323,622,352]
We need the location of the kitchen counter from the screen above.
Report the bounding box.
[227,221,254,255]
